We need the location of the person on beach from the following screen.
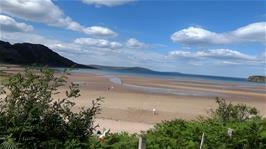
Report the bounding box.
[153,108,156,116]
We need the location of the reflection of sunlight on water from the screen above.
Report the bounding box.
[108,76,224,97]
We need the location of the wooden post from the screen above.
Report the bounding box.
[138,136,146,149]
[200,132,205,149]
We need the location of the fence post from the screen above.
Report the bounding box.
[138,135,146,149]
[200,132,205,149]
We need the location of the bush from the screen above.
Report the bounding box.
[0,67,103,148]
[94,99,266,149]
[145,117,266,149]
[211,97,258,122]
[142,98,266,149]
[89,132,138,149]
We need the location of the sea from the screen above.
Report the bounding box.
[68,68,265,86]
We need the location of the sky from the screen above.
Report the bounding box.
[0,0,265,77]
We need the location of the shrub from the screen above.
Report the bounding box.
[144,98,266,149]
[211,97,258,122]
[94,99,266,149]
[0,67,102,148]
[90,132,138,149]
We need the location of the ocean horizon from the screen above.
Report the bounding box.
[67,68,266,87]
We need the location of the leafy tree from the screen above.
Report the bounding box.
[0,67,103,148]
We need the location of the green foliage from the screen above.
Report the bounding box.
[211,97,258,122]
[94,98,266,149]
[0,67,102,148]
[89,132,138,149]
[144,117,266,149]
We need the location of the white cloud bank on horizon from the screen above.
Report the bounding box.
[171,22,266,45]
[0,15,33,32]
[74,37,123,49]
[168,49,256,61]
[81,0,136,7]
[74,37,149,50]
[167,49,266,67]
[0,0,117,36]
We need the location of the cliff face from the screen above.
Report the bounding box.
[248,76,266,83]
[0,40,94,68]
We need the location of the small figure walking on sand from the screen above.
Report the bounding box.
[107,85,114,91]
[152,108,156,116]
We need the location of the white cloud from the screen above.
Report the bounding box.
[197,49,256,60]
[171,22,266,45]
[168,51,193,58]
[0,30,83,54]
[84,26,117,36]
[81,0,135,7]
[126,38,146,49]
[171,27,229,45]
[232,22,266,42]
[220,61,241,65]
[168,49,256,61]
[74,37,122,49]
[0,15,33,32]
[0,0,116,36]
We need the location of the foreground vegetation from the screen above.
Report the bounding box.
[0,70,9,81]
[94,98,266,149]
[0,68,265,148]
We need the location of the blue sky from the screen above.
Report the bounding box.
[0,0,265,77]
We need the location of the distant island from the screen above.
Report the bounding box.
[248,75,266,83]
[0,40,94,68]
[90,64,157,73]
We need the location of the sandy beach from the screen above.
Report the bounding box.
[62,72,266,133]
[1,66,266,133]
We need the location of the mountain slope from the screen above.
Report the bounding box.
[0,40,94,68]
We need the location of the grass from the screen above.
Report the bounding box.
[0,70,9,81]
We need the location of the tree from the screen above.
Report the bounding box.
[0,67,103,148]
